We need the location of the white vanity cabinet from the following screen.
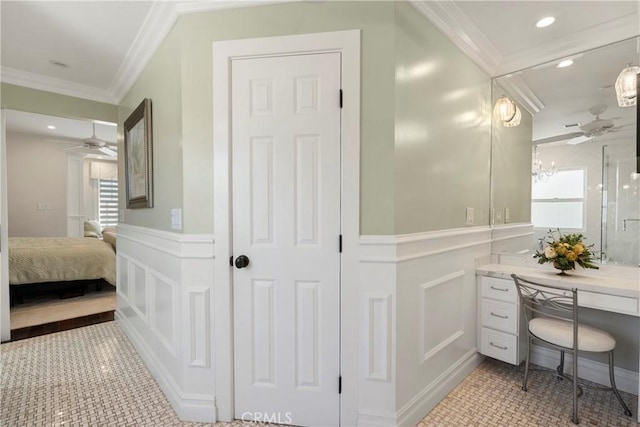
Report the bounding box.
[477,276,526,365]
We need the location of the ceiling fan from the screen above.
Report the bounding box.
[64,123,117,156]
[533,105,628,145]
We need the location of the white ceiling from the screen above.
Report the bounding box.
[1,0,638,145]
[5,110,117,144]
[1,1,153,92]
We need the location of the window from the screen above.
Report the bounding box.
[99,179,119,228]
[531,168,585,230]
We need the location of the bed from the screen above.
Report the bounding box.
[9,236,116,305]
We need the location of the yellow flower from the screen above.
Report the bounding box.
[555,245,567,256]
[566,251,577,262]
[573,243,585,255]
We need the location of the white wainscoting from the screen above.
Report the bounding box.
[358,227,491,426]
[115,224,215,422]
[490,223,534,255]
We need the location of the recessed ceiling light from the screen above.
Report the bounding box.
[47,125,56,130]
[557,59,573,68]
[48,59,69,68]
[535,16,556,28]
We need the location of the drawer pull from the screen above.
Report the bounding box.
[490,342,508,351]
[490,286,509,292]
[490,312,509,319]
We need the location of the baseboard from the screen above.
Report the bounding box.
[357,410,398,427]
[396,349,485,427]
[530,344,638,395]
[115,310,217,422]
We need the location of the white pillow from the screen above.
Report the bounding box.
[84,220,102,238]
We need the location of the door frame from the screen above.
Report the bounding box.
[212,30,361,425]
[0,109,9,342]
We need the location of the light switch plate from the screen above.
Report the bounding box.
[465,207,474,225]
[504,208,510,223]
[171,208,182,230]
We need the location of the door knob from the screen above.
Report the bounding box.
[234,255,250,269]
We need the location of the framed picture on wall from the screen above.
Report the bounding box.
[124,98,153,209]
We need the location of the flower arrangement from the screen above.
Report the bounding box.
[534,229,599,273]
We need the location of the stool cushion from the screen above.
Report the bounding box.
[529,318,616,352]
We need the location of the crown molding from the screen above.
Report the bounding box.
[0,66,116,104]
[408,0,503,76]
[109,0,301,103]
[495,74,545,117]
[108,0,179,103]
[175,0,295,15]
[7,0,638,106]
[412,1,638,79]
[495,13,640,76]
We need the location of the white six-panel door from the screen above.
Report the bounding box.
[231,53,342,426]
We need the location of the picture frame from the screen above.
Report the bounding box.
[636,73,639,174]
[124,98,153,209]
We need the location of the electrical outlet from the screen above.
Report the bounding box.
[465,207,474,225]
[37,202,51,211]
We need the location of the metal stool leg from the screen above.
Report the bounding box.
[557,350,565,380]
[522,336,531,392]
[572,349,579,424]
[608,352,632,417]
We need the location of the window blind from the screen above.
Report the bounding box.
[99,179,119,228]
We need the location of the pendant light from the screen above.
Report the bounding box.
[493,96,516,123]
[503,105,522,127]
[615,63,640,107]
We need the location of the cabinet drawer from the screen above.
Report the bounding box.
[481,327,518,365]
[481,277,517,303]
[481,299,518,334]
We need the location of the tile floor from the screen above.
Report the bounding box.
[1,321,637,426]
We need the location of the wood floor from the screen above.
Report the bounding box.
[9,286,116,341]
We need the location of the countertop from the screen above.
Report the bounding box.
[477,263,640,300]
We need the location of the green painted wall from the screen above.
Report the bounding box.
[120,1,501,235]
[119,26,183,231]
[0,83,117,122]
[393,2,492,233]
[120,1,396,234]
[176,1,396,234]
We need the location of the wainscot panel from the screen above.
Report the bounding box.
[115,224,216,422]
[358,227,490,426]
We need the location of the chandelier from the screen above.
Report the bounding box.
[532,146,557,183]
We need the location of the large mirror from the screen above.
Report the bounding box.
[491,37,639,266]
